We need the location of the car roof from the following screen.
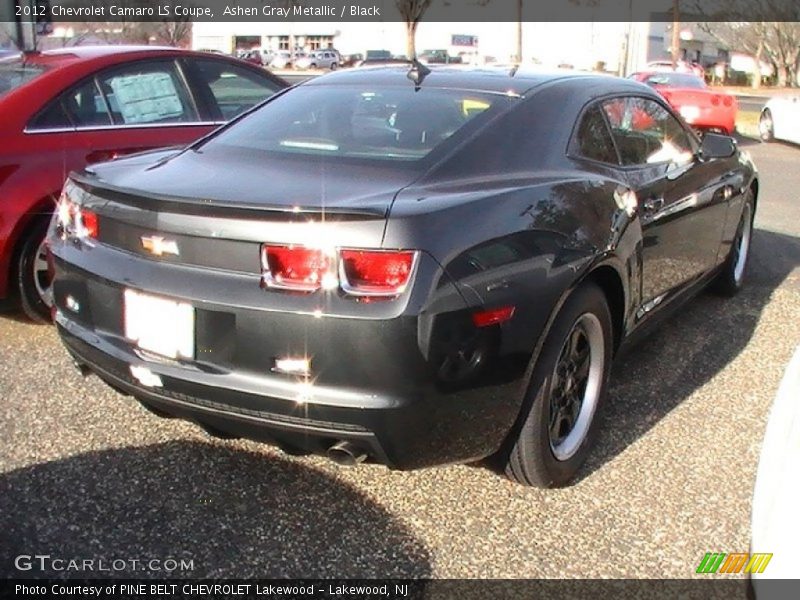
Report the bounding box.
[303,65,639,96]
[9,45,194,67]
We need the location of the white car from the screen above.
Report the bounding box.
[750,345,800,593]
[759,95,800,145]
[269,51,293,70]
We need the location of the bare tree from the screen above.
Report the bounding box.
[395,0,434,59]
[153,20,192,47]
[695,0,800,87]
[701,21,800,87]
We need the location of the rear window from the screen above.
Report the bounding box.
[640,73,706,89]
[202,85,505,162]
[0,59,46,98]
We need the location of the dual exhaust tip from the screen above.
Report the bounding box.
[326,440,368,466]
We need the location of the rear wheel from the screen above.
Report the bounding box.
[17,219,54,323]
[330,62,338,70]
[712,191,754,297]
[504,283,613,487]
[759,109,775,142]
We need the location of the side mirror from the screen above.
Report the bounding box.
[700,132,737,160]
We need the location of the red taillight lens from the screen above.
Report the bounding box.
[711,95,721,106]
[79,208,99,239]
[723,95,733,107]
[339,249,416,296]
[262,245,332,292]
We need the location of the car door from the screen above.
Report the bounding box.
[786,96,800,144]
[27,58,217,173]
[180,57,284,122]
[600,95,731,313]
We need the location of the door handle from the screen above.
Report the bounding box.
[643,197,664,213]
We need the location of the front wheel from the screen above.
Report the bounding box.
[17,218,54,323]
[759,109,775,142]
[711,191,754,297]
[503,283,613,487]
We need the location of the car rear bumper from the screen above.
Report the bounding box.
[51,250,526,470]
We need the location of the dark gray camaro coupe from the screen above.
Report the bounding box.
[48,66,757,487]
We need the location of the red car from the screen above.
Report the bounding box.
[0,46,286,321]
[630,71,737,136]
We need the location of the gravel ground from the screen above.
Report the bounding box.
[1,141,798,581]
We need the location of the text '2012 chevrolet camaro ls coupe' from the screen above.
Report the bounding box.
[48,66,758,487]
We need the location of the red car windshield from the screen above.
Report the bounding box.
[0,58,47,99]
[640,72,706,89]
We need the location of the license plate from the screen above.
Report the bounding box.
[124,289,194,360]
[680,105,700,121]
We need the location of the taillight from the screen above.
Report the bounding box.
[260,245,418,297]
[261,245,335,292]
[55,192,98,240]
[723,95,733,107]
[711,95,721,106]
[339,249,416,297]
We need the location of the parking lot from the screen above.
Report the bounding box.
[1,137,798,580]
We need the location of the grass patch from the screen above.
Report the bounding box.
[736,110,760,138]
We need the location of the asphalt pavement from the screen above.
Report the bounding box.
[1,140,799,580]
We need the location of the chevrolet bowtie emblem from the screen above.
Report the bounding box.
[140,235,179,257]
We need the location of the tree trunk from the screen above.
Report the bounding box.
[777,65,788,87]
[406,21,418,59]
[752,42,763,89]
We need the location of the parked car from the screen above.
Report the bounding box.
[49,67,757,487]
[0,46,286,321]
[341,53,364,68]
[269,51,293,70]
[751,346,800,587]
[646,60,705,78]
[294,50,340,71]
[419,50,462,65]
[238,50,265,66]
[759,95,800,145]
[630,71,737,135]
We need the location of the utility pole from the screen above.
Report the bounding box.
[13,0,25,50]
[671,0,680,69]
[515,0,522,63]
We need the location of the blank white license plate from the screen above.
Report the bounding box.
[680,105,700,121]
[124,289,194,360]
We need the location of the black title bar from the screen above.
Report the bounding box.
[7,0,800,23]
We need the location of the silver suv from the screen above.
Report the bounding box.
[295,50,340,70]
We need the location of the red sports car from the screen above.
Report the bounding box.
[0,46,285,321]
[630,71,737,136]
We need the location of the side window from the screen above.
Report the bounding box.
[96,61,197,126]
[574,105,618,164]
[192,59,280,120]
[602,97,694,166]
[28,99,74,130]
[29,79,113,130]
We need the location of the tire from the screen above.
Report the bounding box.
[17,218,53,323]
[759,109,775,142]
[504,283,613,487]
[711,190,755,297]
[330,62,338,71]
